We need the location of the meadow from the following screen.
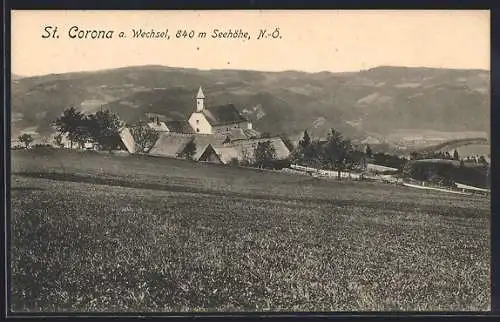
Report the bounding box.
[10,148,490,312]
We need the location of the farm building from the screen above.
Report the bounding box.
[215,137,291,163]
[148,133,195,158]
[366,163,399,174]
[198,144,223,164]
[164,120,195,134]
[455,182,490,195]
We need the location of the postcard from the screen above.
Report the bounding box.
[9,9,491,313]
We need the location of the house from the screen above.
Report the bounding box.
[198,144,223,164]
[188,87,253,135]
[366,163,399,174]
[213,137,291,165]
[147,117,170,132]
[190,134,229,160]
[148,133,195,158]
[164,120,194,134]
[119,127,137,153]
[211,146,240,164]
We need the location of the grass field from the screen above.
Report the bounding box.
[10,148,490,312]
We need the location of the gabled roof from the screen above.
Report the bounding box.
[147,121,169,132]
[149,133,194,158]
[212,146,240,164]
[366,163,399,173]
[213,137,291,163]
[243,128,261,138]
[165,120,194,134]
[198,144,223,164]
[202,104,248,126]
[191,134,228,160]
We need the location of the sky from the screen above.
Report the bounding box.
[11,10,490,76]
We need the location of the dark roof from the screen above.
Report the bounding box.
[165,120,194,134]
[145,112,169,122]
[149,133,194,157]
[198,144,223,164]
[202,104,247,126]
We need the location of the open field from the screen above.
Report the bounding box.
[10,148,490,312]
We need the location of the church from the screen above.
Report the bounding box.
[119,86,291,164]
[188,87,253,135]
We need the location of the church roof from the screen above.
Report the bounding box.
[202,104,248,126]
[197,86,205,99]
[165,120,194,134]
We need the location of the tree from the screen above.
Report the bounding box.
[18,134,34,149]
[323,128,352,180]
[365,144,373,159]
[240,147,253,166]
[54,107,84,148]
[130,123,160,153]
[347,150,367,172]
[87,109,121,151]
[179,139,196,160]
[53,133,64,148]
[293,130,315,166]
[72,116,92,149]
[453,149,460,161]
[229,157,240,167]
[478,155,488,166]
[254,140,277,169]
[298,130,311,150]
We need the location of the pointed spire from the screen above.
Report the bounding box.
[197,86,205,99]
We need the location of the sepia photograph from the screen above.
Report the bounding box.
[9,10,491,312]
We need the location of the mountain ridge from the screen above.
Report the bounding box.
[11,65,490,148]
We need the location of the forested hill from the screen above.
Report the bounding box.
[12,65,489,144]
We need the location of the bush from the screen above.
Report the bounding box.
[229,158,240,167]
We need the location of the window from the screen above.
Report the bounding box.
[196,128,200,133]
[196,120,199,124]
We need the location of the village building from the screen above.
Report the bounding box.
[148,133,195,158]
[198,144,224,164]
[119,86,292,164]
[188,87,253,135]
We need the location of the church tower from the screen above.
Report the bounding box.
[189,86,212,134]
[196,86,205,112]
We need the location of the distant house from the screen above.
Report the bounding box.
[147,117,170,132]
[198,144,223,164]
[213,137,291,165]
[455,182,490,194]
[188,87,253,135]
[164,120,195,134]
[148,133,195,158]
[366,163,399,174]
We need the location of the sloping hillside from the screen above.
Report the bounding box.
[11,65,490,144]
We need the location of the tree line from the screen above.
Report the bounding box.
[288,129,373,179]
[51,107,123,151]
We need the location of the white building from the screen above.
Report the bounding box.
[188,87,253,135]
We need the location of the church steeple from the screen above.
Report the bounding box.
[196,86,205,112]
